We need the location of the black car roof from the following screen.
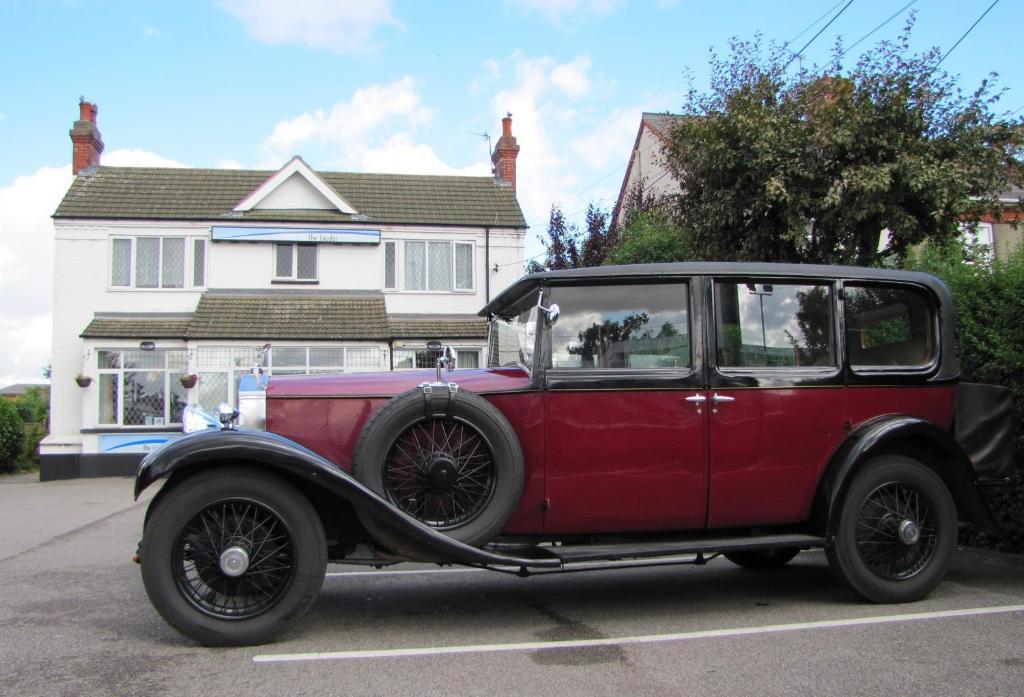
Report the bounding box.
[479,262,952,318]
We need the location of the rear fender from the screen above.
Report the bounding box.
[136,428,558,568]
[817,415,995,534]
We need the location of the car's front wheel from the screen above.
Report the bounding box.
[828,455,956,603]
[140,467,326,646]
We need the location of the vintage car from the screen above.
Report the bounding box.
[134,262,1014,646]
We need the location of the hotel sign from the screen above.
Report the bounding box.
[211,226,381,245]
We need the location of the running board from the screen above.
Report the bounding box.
[545,533,825,564]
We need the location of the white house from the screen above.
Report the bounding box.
[41,101,526,480]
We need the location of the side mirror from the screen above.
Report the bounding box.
[541,303,560,327]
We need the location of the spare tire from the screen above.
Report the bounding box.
[352,387,524,549]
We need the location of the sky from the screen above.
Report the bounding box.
[1,0,1021,385]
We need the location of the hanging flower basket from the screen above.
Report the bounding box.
[179,374,199,389]
[75,375,92,388]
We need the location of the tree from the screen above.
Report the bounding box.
[605,209,694,265]
[655,21,1022,267]
[535,203,615,271]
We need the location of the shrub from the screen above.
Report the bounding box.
[0,400,24,474]
[14,387,48,470]
[907,241,1024,551]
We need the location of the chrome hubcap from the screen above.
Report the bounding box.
[219,545,250,577]
[898,519,920,545]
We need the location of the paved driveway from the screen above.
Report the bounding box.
[2,474,1023,696]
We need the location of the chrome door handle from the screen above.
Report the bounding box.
[684,393,705,415]
[711,393,735,404]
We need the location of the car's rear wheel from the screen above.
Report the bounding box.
[141,467,326,646]
[724,548,800,569]
[828,455,956,603]
[353,388,524,549]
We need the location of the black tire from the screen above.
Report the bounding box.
[724,548,800,569]
[353,387,524,549]
[828,455,956,603]
[141,467,327,646]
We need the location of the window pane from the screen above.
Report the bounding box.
[715,282,834,368]
[98,374,118,423]
[272,347,307,367]
[384,241,396,289]
[455,243,473,290]
[135,237,160,288]
[111,239,131,286]
[428,242,452,291]
[393,349,414,369]
[276,244,293,278]
[846,285,935,368]
[98,350,121,369]
[197,372,229,408]
[296,244,317,280]
[161,238,185,288]
[123,370,166,425]
[193,239,206,287]
[122,349,164,370]
[405,242,425,290]
[169,374,187,423]
[547,284,690,369]
[309,347,345,367]
[457,349,479,369]
[347,348,380,370]
[416,349,444,368]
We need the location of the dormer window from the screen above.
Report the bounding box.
[275,243,318,282]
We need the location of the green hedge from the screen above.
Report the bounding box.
[0,400,23,474]
[907,243,1024,551]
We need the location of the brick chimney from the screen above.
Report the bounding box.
[70,98,104,175]
[491,112,519,192]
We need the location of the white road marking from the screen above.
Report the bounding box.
[325,567,486,578]
[253,604,1024,663]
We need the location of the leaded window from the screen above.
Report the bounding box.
[110,236,206,289]
[97,349,188,426]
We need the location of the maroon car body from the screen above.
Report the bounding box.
[135,262,1012,646]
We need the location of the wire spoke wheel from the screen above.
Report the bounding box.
[173,499,295,619]
[855,481,937,581]
[383,418,497,529]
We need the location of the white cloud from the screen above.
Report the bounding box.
[0,149,184,384]
[216,159,246,170]
[219,0,402,53]
[259,77,462,173]
[506,0,622,24]
[550,56,592,99]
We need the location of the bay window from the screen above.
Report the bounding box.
[97,349,188,426]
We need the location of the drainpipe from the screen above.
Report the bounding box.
[387,339,394,371]
[485,226,491,303]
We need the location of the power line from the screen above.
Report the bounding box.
[936,0,1000,68]
[785,0,849,48]
[841,0,917,57]
[784,0,856,71]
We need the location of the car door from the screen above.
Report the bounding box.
[540,278,708,534]
[705,276,847,528]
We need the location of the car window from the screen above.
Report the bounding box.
[715,281,834,369]
[845,284,935,368]
[546,283,690,370]
[488,302,539,369]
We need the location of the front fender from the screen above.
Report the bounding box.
[820,415,995,534]
[136,428,558,568]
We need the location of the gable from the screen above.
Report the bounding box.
[234,156,358,215]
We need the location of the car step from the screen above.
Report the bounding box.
[546,533,826,564]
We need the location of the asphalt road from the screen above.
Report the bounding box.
[2,474,1024,697]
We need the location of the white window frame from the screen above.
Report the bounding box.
[109,235,207,291]
[96,348,188,427]
[399,240,475,293]
[274,243,319,282]
[393,346,482,370]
